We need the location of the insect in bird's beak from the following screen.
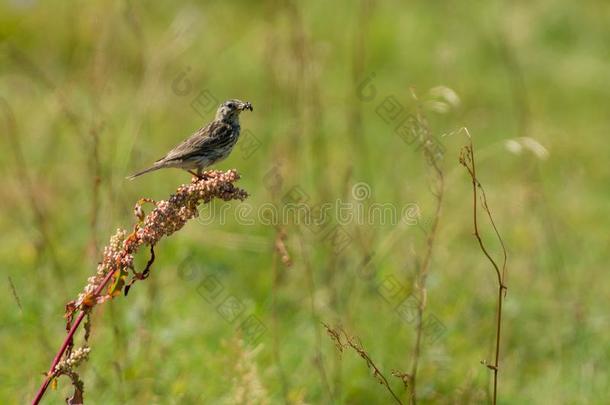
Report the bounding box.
[241,102,253,111]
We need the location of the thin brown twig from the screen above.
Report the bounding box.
[323,323,404,405]
[8,276,23,312]
[458,130,508,405]
[408,178,443,404]
[407,100,445,405]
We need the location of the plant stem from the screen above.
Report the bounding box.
[409,171,443,405]
[459,133,507,405]
[408,103,444,404]
[31,267,116,404]
[492,284,504,404]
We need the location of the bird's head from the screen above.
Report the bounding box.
[215,99,253,123]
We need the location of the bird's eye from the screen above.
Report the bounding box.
[227,102,235,109]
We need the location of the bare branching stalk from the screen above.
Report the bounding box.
[407,102,445,405]
[459,131,508,405]
[408,176,443,405]
[31,170,248,405]
[323,324,403,405]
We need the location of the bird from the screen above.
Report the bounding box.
[127,99,253,180]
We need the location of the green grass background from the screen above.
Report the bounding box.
[1,0,609,403]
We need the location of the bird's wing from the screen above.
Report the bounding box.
[157,121,233,163]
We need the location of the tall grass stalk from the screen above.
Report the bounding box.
[459,130,508,404]
[407,97,445,405]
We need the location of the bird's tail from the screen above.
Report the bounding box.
[126,164,162,180]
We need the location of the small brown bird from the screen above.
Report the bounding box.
[128,99,253,179]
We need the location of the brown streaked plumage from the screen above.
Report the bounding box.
[127,99,253,179]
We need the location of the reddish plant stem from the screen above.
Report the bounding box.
[30,171,247,404]
[32,267,116,405]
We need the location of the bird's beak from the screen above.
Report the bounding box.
[240,101,253,111]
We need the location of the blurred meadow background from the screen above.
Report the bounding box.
[1,0,609,403]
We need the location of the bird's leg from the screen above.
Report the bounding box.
[188,168,209,181]
[187,169,200,179]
